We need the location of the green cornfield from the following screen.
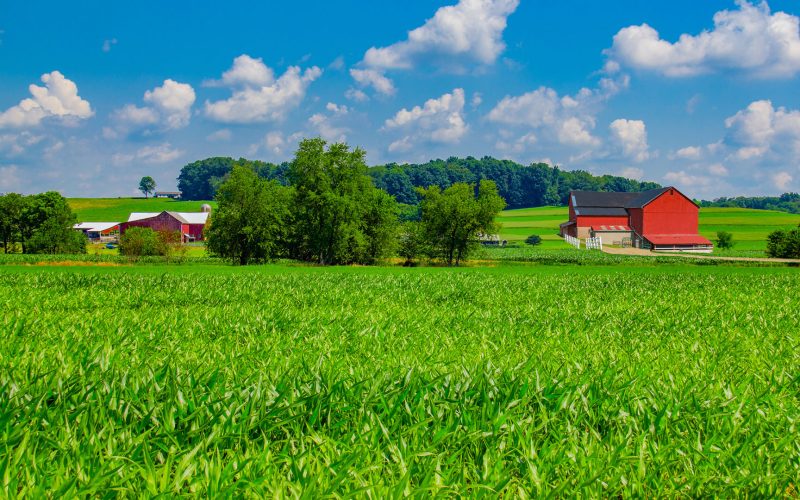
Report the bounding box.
[1,264,799,496]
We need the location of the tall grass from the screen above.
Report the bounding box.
[1,266,798,495]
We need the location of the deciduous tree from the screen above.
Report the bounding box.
[206,164,292,265]
[418,180,506,266]
[139,176,157,198]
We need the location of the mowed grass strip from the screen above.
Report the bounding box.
[0,264,798,496]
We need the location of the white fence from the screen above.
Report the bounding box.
[564,234,581,249]
[586,236,603,250]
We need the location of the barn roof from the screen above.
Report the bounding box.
[571,187,693,212]
[127,211,209,224]
[73,222,119,232]
[591,225,631,231]
[570,191,640,208]
[574,207,629,216]
[624,187,672,208]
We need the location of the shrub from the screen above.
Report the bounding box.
[766,226,800,258]
[119,227,184,259]
[525,234,542,246]
[716,231,735,249]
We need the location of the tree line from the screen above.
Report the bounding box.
[699,193,800,214]
[205,138,505,266]
[0,192,86,254]
[177,154,660,208]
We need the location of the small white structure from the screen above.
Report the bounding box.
[73,222,120,242]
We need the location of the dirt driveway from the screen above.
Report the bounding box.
[602,246,800,264]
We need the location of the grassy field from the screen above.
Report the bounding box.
[496,206,800,255]
[69,198,800,257]
[1,262,798,496]
[69,198,216,222]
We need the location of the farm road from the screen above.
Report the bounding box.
[602,246,800,264]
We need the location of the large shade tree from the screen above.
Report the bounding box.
[288,138,397,265]
[418,180,506,266]
[205,164,293,265]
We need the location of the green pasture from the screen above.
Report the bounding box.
[0,262,797,496]
[67,198,800,257]
[496,206,800,254]
[69,198,216,222]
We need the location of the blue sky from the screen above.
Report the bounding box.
[2,0,800,198]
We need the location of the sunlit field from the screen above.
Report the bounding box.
[1,262,798,496]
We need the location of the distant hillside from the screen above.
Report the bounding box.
[69,198,216,222]
[700,193,800,214]
[176,156,661,209]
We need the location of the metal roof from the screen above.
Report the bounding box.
[127,211,209,224]
[623,187,672,208]
[73,222,119,232]
[570,191,641,208]
[574,207,629,216]
[570,187,693,210]
[591,225,631,231]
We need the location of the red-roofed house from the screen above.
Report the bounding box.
[559,187,712,252]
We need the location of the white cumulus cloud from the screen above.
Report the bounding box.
[112,143,183,165]
[205,55,322,123]
[486,77,626,150]
[351,0,518,97]
[606,1,800,78]
[363,0,519,70]
[350,68,396,96]
[724,99,800,160]
[609,118,650,162]
[385,88,467,151]
[308,102,350,142]
[0,71,93,128]
[110,79,195,136]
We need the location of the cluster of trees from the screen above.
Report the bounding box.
[0,192,86,254]
[177,155,660,208]
[178,157,289,200]
[766,225,800,258]
[206,139,507,266]
[700,193,800,214]
[207,139,399,265]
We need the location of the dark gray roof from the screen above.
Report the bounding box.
[624,187,672,208]
[571,187,684,212]
[574,207,629,216]
[571,191,641,208]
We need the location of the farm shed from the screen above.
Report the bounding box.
[119,211,209,242]
[154,191,181,199]
[560,187,712,252]
[73,222,120,242]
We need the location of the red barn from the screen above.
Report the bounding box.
[559,187,712,252]
[119,211,209,243]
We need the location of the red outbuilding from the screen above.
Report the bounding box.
[119,211,210,243]
[559,187,713,252]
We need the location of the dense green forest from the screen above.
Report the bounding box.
[699,193,800,214]
[177,156,660,208]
